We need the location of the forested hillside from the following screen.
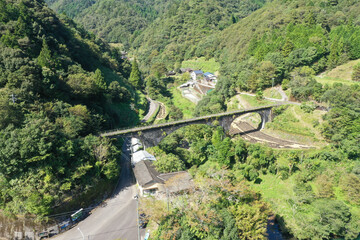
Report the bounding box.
[0,0,139,217]
[196,0,360,113]
[45,0,175,47]
[133,0,266,72]
[145,125,360,239]
[45,0,266,71]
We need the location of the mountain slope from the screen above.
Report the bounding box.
[132,0,266,72]
[0,0,138,217]
[195,0,360,115]
[45,0,175,47]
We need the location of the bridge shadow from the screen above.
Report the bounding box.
[237,128,261,136]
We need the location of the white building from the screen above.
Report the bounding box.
[131,138,143,153]
[191,70,204,81]
[131,150,156,165]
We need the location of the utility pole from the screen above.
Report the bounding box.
[134,195,140,240]
[166,189,169,212]
[9,93,16,103]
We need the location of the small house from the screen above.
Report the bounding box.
[203,72,217,83]
[180,68,193,73]
[133,160,193,196]
[191,70,204,81]
[166,71,176,76]
[133,160,163,196]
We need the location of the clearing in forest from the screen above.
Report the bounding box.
[315,59,360,85]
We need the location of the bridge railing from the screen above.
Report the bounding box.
[100,104,283,136]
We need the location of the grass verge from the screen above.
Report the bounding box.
[264,88,282,99]
[181,57,220,74]
[170,87,196,119]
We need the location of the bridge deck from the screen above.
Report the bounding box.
[100,105,281,137]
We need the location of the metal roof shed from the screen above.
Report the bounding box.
[132,150,156,165]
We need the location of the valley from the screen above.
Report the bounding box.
[0,0,360,239]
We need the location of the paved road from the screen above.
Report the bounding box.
[141,97,159,122]
[52,139,144,240]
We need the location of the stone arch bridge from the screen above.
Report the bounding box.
[100,105,281,148]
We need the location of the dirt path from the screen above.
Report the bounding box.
[239,91,300,106]
[156,102,166,120]
[230,120,311,149]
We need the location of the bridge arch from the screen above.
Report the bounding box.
[101,106,277,148]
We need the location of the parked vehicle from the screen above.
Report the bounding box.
[139,213,148,229]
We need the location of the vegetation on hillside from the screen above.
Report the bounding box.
[0,0,141,217]
[133,0,266,72]
[45,0,173,48]
[195,0,360,114]
[146,124,360,239]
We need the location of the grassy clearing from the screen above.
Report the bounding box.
[315,59,360,86]
[181,57,220,74]
[236,113,262,128]
[251,174,296,219]
[109,43,124,49]
[239,94,274,107]
[263,88,282,99]
[264,105,326,146]
[326,59,360,80]
[170,87,196,119]
[227,94,274,111]
[314,76,358,86]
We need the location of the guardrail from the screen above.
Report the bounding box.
[100,104,282,137]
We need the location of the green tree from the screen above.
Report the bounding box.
[37,39,52,68]
[282,39,294,57]
[94,69,107,91]
[340,174,360,205]
[352,63,360,81]
[108,81,130,102]
[151,147,185,173]
[129,59,142,88]
[230,201,269,239]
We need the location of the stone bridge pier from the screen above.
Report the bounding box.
[119,108,274,148]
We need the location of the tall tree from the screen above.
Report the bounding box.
[129,59,142,88]
[37,39,52,68]
[352,63,360,81]
[94,68,107,91]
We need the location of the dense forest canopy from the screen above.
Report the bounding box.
[195,0,360,114]
[0,0,360,239]
[0,0,141,217]
[45,0,177,47]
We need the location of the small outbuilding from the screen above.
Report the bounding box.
[131,138,143,153]
[133,160,193,196]
[180,68,194,73]
[191,70,204,81]
[132,150,156,165]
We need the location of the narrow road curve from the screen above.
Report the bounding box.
[274,86,289,101]
[239,89,301,106]
[141,97,159,122]
[52,139,143,240]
